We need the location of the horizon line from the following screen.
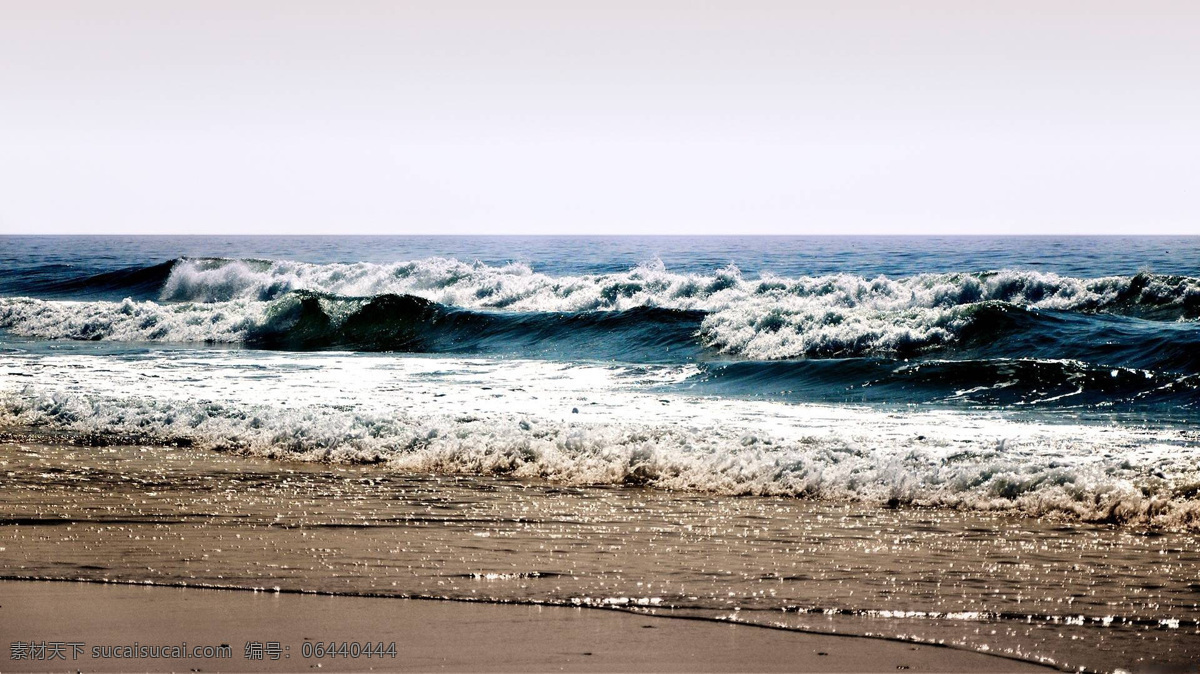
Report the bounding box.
[1,232,1196,238]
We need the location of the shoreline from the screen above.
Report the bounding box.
[0,579,1056,673]
[7,441,1198,672]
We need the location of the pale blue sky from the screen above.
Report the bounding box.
[1,1,1197,235]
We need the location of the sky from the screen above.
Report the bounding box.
[1,1,1197,235]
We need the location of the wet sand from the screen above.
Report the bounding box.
[6,441,1200,671]
[0,580,1053,672]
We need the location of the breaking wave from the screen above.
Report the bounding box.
[2,257,1199,363]
[150,258,1200,320]
[0,294,706,363]
[3,385,1199,530]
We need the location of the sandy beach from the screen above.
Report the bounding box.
[1,580,1054,672]
[3,440,1198,672]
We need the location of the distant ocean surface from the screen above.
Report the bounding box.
[3,236,1199,671]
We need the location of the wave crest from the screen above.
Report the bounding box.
[2,258,1198,360]
[160,257,1200,318]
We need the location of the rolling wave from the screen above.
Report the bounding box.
[154,257,1200,320]
[9,256,1200,320]
[0,260,176,302]
[248,292,705,360]
[0,293,706,363]
[1,256,1199,386]
[3,292,1200,411]
[42,260,177,300]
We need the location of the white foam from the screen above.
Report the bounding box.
[6,260,1197,358]
[2,350,1197,528]
[158,256,1197,317]
[0,296,274,344]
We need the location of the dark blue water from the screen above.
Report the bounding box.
[3,235,1198,285]
[2,235,1198,418]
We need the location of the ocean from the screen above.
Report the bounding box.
[2,235,1198,671]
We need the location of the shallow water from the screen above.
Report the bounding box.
[3,348,1197,527]
[3,442,1197,673]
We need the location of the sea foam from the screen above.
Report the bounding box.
[3,352,1197,529]
[160,257,1200,317]
[3,258,1198,359]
